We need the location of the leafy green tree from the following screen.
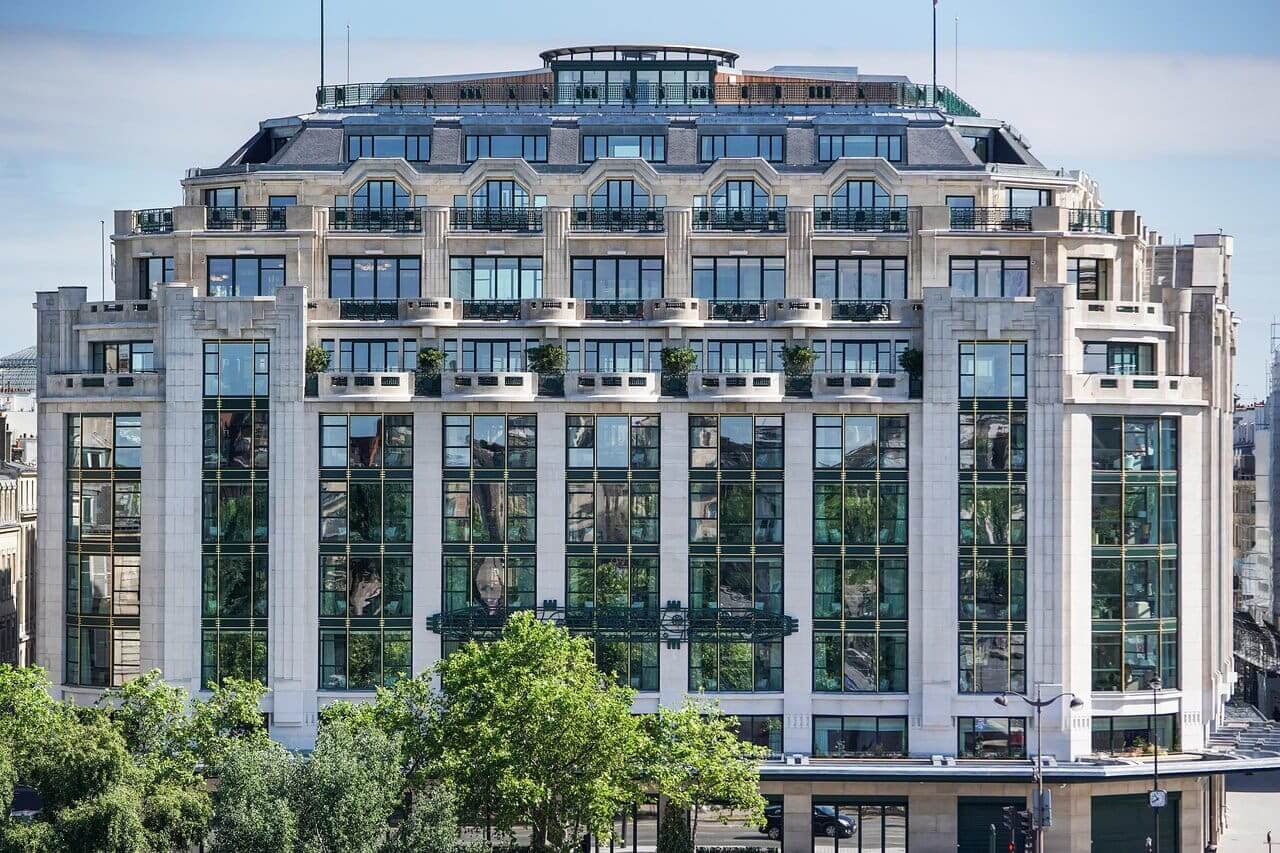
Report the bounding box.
[292,717,403,853]
[433,613,646,853]
[643,700,767,846]
[206,739,297,853]
[377,783,463,853]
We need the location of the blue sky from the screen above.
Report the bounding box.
[2,0,1277,396]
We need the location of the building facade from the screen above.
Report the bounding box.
[35,45,1262,851]
[0,414,38,667]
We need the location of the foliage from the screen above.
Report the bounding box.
[781,345,816,377]
[305,344,331,375]
[527,344,567,376]
[643,701,767,845]
[432,613,646,853]
[377,783,463,853]
[656,805,693,853]
[898,347,923,378]
[417,346,446,375]
[206,740,297,853]
[660,346,698,376]
[292,717,404,853]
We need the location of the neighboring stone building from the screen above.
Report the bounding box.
[0,414,37,667]
[1232,402,1272,626]
[34,44,1271,851]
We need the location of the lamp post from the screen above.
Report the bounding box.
[1149,675,1163,853]
[996,685,1084,853]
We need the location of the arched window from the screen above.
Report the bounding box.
[711,179,768,209]
[832,180,889,209]
[471,180,529,209]
[353,180,409,209]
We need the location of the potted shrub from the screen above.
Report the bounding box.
[528,343,566,395]
[782,344,815,396]
[304,344,330,375]
[660,346,697,397]
[416,346,445,396]
[899,346,923,398]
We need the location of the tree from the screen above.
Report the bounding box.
[527,344,567,376]
[417,346,446,376]
[781,344,816,377]
[660,346,697,376]
[644,700,767,847]
[305,345,331,375]
[433,613,647,853]
[206,740,297,853]
[292,717,403,853]
[655,803,692,853]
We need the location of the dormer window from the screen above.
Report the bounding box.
[699,134,782,163]
[346,134,431,162]
[353,180,409,209]
[711,179,768,209]
[832,180,890,209]
[470,180,529,208]
[464,135,547,163]
[818,134,902,162]
[581,134,666,163]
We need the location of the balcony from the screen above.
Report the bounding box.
[46,372,162,400]
[1077,301,1165,329]
[523,298,579,325]
[767,299,823,326]
[1069,208,1115,234]
[450,207,543,233]
[810,372,910,401]
[1067,373,1203,405]
[565,371,660,401]
[585,300,645,321]
[441,371,537,401]
[206,206,286,232]
[338,299,400,321]
[313,371,414,401]
[329,207,421,232]
[646,298,700,325]
[133,208,173,234]
[948,206,1032,232]
[570,207,665,233]
[405,298,457,324]
[461,300,522,321]
[815,207,909,233]
[708,300,767,322]
[78,300,157,326]
[688,371,782,400]
[831,300,893,322]
[692,207,786,233]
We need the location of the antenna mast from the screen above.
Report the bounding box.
[320,0,325,91]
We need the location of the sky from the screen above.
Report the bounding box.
[1,0,1278,396]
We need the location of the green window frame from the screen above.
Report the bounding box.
[812,716,908,757]
[688,640,782,692]
[567,414,659,469]
[957,717,1026,759]
[813,628,907,693]
[444,414,536,469]
[443,555,536,614]
[567,481,658,544]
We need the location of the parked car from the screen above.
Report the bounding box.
[759,804,856,840]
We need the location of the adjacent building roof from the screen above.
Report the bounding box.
[0,347,36,394]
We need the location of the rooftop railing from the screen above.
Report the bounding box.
[450,206,543,233]
[948,206,1032,232]
[570,207,665,232]
[330,207,421,232]
[1069,208,1115,234]
[206,206,286,232]
[693,207,786,233]
[815,207,909,233]
[133,208,173,234]
[316,80,979,116]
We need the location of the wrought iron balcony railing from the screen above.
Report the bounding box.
[133,208,173,234]
[693,207,787,232]
[584,299,645,321]
[708,300,768,321]
[1069,208,1115,234]
[461,299,522,320]
[338,299,400,321]
[815,207,909,232]
[450,206,543,233]
[831,300,892,322]
[330,207,421,232]
[948,206,1032,232]
[206,206,286,231]
[569,207,665,232]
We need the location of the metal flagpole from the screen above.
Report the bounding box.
[320,0,325,91]
[932,0,938,106]
[99,220,105,300]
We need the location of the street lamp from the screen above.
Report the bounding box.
[1148,676,1163,853]
[996,685,1085,853]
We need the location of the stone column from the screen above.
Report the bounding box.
[422,207,450,297]
[658,412,689,704]
[664,208,692,298]
[543,207,571,297]
[414,408,443,672]
[785,207,814,298]
[781,412,813,754]
[536,411,567,606]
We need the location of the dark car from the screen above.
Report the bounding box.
[759,804,856,840]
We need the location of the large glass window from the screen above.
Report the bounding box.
[470,179,529,208]
[818,134,903,162]
[567,415,659,468]
[449,257,542,300]
[959,342,1027,398]
[711,179,769,209]
[1091,714,1178,756]
[700,135,783,162]
[1069,258,1109,300]
[810,801,908,853]
[958,717,1026,759]
[320,414,413,469]
[812,716,907,757]
[565,341,662,374]
[814,258,907,302]
[690,415,783,470]
[832,180,890,208]
[443,414,536,469]
[464,135,547,163]
[207,257,284,298]
[347,134,430,162]
[571,258,662,300]
[692,257,785,301]
[949,258,1030,298]
[64,418,142,690]
[321,339,419,374]
[1083,342,1155,376]
[443,555,536,614]
[582,134,665,163]
[1091,415,1179,692]
[90,341,154,374]
[203,341,269,397]
[137,257,174,292]
[328,257,420,299]
[353,180,409,208]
